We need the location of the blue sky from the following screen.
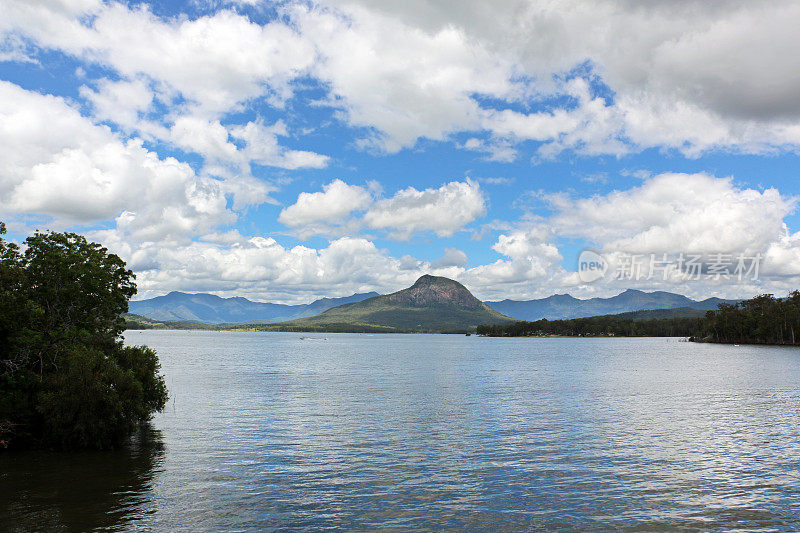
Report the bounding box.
[2,0,800,303]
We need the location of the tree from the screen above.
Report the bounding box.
[0,224,168,449]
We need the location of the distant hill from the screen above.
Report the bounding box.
[128,291,380,324]
[275,275,514,333]
[610,307,709,320]
[487,289,737,321]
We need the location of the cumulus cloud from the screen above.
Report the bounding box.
[229,121,330,170]
[125,235,425,302]
[318,0,800,155]
[166,116,330,179]
[278,179,486,240]
[3,1,328,176]
[490,172,800,299]
[278,179,372,230]
[430,173,800,301]
[458,137,518,162]
[364,180,485,239]
[431,247,468,268]
[123,229,560,303]
[79,77,159,135]
[0,81,244,243]
[549,173,795,255]
[291,3,518,152]
[81,5,314,114]
[455,227,563,298]
[7,0,800,158]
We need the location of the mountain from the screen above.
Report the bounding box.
[128,291,380,324]
[487,289,737,321]
[277,275,514,333]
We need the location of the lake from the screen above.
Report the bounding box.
[3,331,800,531]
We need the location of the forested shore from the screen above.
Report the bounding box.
[1,224,168,450]
[478,292,800,346]
[697,292,800,345]
[476,316,701,338]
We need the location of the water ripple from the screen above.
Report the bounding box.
[3,333,800,531]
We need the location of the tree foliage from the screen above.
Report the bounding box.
[697,292,800,345]
[0,224,167,449]
[476,315,701,337]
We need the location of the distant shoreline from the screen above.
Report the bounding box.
[124,327,800,346]
[125,326,690,338]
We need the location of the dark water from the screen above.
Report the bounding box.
[4,332,800,531]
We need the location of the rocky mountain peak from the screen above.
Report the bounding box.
[387,275,483,309]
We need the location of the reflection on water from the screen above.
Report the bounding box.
[4,332,800,531]
[0,425,164,532]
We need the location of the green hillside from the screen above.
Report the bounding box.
[609,307,708,320]
[273,275,514,333]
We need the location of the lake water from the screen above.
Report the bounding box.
[4,331,800,531]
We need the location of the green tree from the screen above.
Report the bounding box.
[0,224,167,449]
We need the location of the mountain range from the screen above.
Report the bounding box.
[128,290,379,324]
[486,289,736,321]
[129,283,737,326]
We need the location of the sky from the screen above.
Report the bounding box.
[1,0,800,304]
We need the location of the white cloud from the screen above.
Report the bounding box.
[433,172,800,301]
[0,80,241,243]
[7,0,800,158]
[79,77,159,135]
[309,0,800,156]
[2,1,328,173]
[0,0,101,55]
[278,179,486,240]
[123,229,557,303]
[128,235,425,303]
[229,120,330,170]
[764,230,800,277]
[0,32,37,63]
[480,78,630,158]
[291,3,519,152]
[470,172,800,300]
[549,173,795,256]
[170,116,239,164]
[431,247,468,268]
[492,228,554,259]
[82,5,315,114]
[166,116,330,180]
[451,226,563,298]
[364,180,485,239]
[278,179,372,228]
[459,137,518,162]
